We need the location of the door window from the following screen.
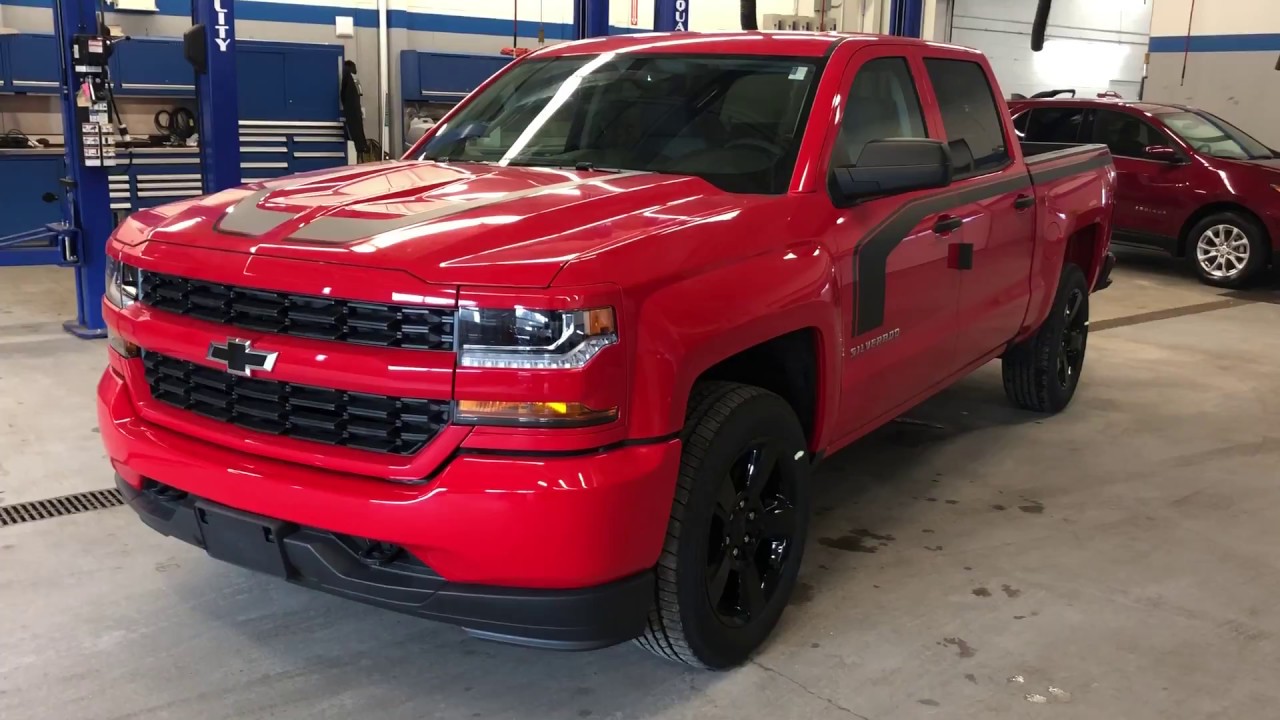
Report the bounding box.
[830,57,928,167]
[1022,107,1086,143]
[923,59,1010,179]
[1091,110,1170,159]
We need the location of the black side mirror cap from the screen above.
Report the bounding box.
[829,138,953,207]
[1144,145,1185,163]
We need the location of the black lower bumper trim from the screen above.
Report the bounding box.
[116,475,653,651]
[1096,251,1117,291]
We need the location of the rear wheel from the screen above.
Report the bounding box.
[635,382,810,669]
[1188,212,1269,288]
[1002,264,1089,413]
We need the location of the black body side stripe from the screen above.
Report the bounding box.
[853,173,1031,335]
[1027,150,1112,184]
[852,150,1112,337]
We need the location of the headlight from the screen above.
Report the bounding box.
[105,257,140,309]
[457,307,617,369]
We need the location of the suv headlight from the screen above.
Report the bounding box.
[105,257,140,309]
[457,307,617,369]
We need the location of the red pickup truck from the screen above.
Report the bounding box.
[100,32,1115,668]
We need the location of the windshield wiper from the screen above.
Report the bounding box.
[429,157,495,165]
[505,159,626,173]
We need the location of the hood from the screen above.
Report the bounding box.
[1214,156,1280,173]
[121,161,742,287]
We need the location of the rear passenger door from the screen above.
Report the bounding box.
[919,55,1037,367]
[828,47,963,437]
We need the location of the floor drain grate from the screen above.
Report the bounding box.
[0,488,125,527]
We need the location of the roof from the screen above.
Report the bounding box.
[533,31,974,59]
[1012,98,1192,114]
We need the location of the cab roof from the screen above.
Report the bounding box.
[533,31,976,59]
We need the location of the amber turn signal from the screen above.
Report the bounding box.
[455,400,618,427]
[107,327,140,358]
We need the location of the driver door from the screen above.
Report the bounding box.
[829,47,964,439]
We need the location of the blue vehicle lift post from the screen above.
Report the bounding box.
[654,0,691,32]
[190,0,241,193]
[53,0,114,338]
[572,0,609,39]
[889,0,924,37]
[39,0,240,338]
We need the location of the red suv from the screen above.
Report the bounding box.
[1010,99,1280,287]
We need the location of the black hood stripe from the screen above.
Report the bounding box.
[212,170,647,244]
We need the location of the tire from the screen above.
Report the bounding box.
[1186,211,1269,288]
[1002,264,1089,413]
[635,382,811,669]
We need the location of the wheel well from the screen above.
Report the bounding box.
[1063,224,1101,281]
[694,329,819,444]
[1175,203,1271,257]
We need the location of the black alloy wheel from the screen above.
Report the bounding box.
[1057,287,1088,390]
[705,442,799,627]
[637,382,811,669]
[1002,263,1089,413]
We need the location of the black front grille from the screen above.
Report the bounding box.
[139,271,455,351]
[143,352,450,455]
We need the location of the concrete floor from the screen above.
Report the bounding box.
[3,252,1279,719]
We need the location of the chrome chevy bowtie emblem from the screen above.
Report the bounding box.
[207,338,278,377]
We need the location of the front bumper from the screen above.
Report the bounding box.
[99,365,682,589]
[116,475,653,650]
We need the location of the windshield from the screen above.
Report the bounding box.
[415,53,820,194]
[1159,111,1273,160]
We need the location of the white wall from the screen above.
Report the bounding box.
[693,0,798,31]
[950,0,1151,99]
[1150,0,1280,37]
[1146,0,1280,146]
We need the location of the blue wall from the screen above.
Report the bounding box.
[0,0,642,39]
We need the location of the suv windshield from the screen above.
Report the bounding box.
[414,53,820,194]
[1159,111,1273,160]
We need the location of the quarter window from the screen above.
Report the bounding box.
[1023,107,1086,144]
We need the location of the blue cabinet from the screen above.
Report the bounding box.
[0,153,65,237]
[400,51,510,101]
[3,34,60,93]
[236,45,288,119]
[237,41,341,121]
[111,38,195,97]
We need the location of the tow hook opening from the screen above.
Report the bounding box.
[355,538,404,566]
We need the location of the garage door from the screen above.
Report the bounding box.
[949,0,1150,100]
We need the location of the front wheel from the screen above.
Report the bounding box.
[635,382,810,669]
[1002,264,1089,413]
[1188,212,1269,288]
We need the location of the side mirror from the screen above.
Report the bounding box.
[829,139,952,206]
[1144,145,1181,162]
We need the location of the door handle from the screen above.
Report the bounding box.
[1014,193,1035,210]
[933,215,963,234]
